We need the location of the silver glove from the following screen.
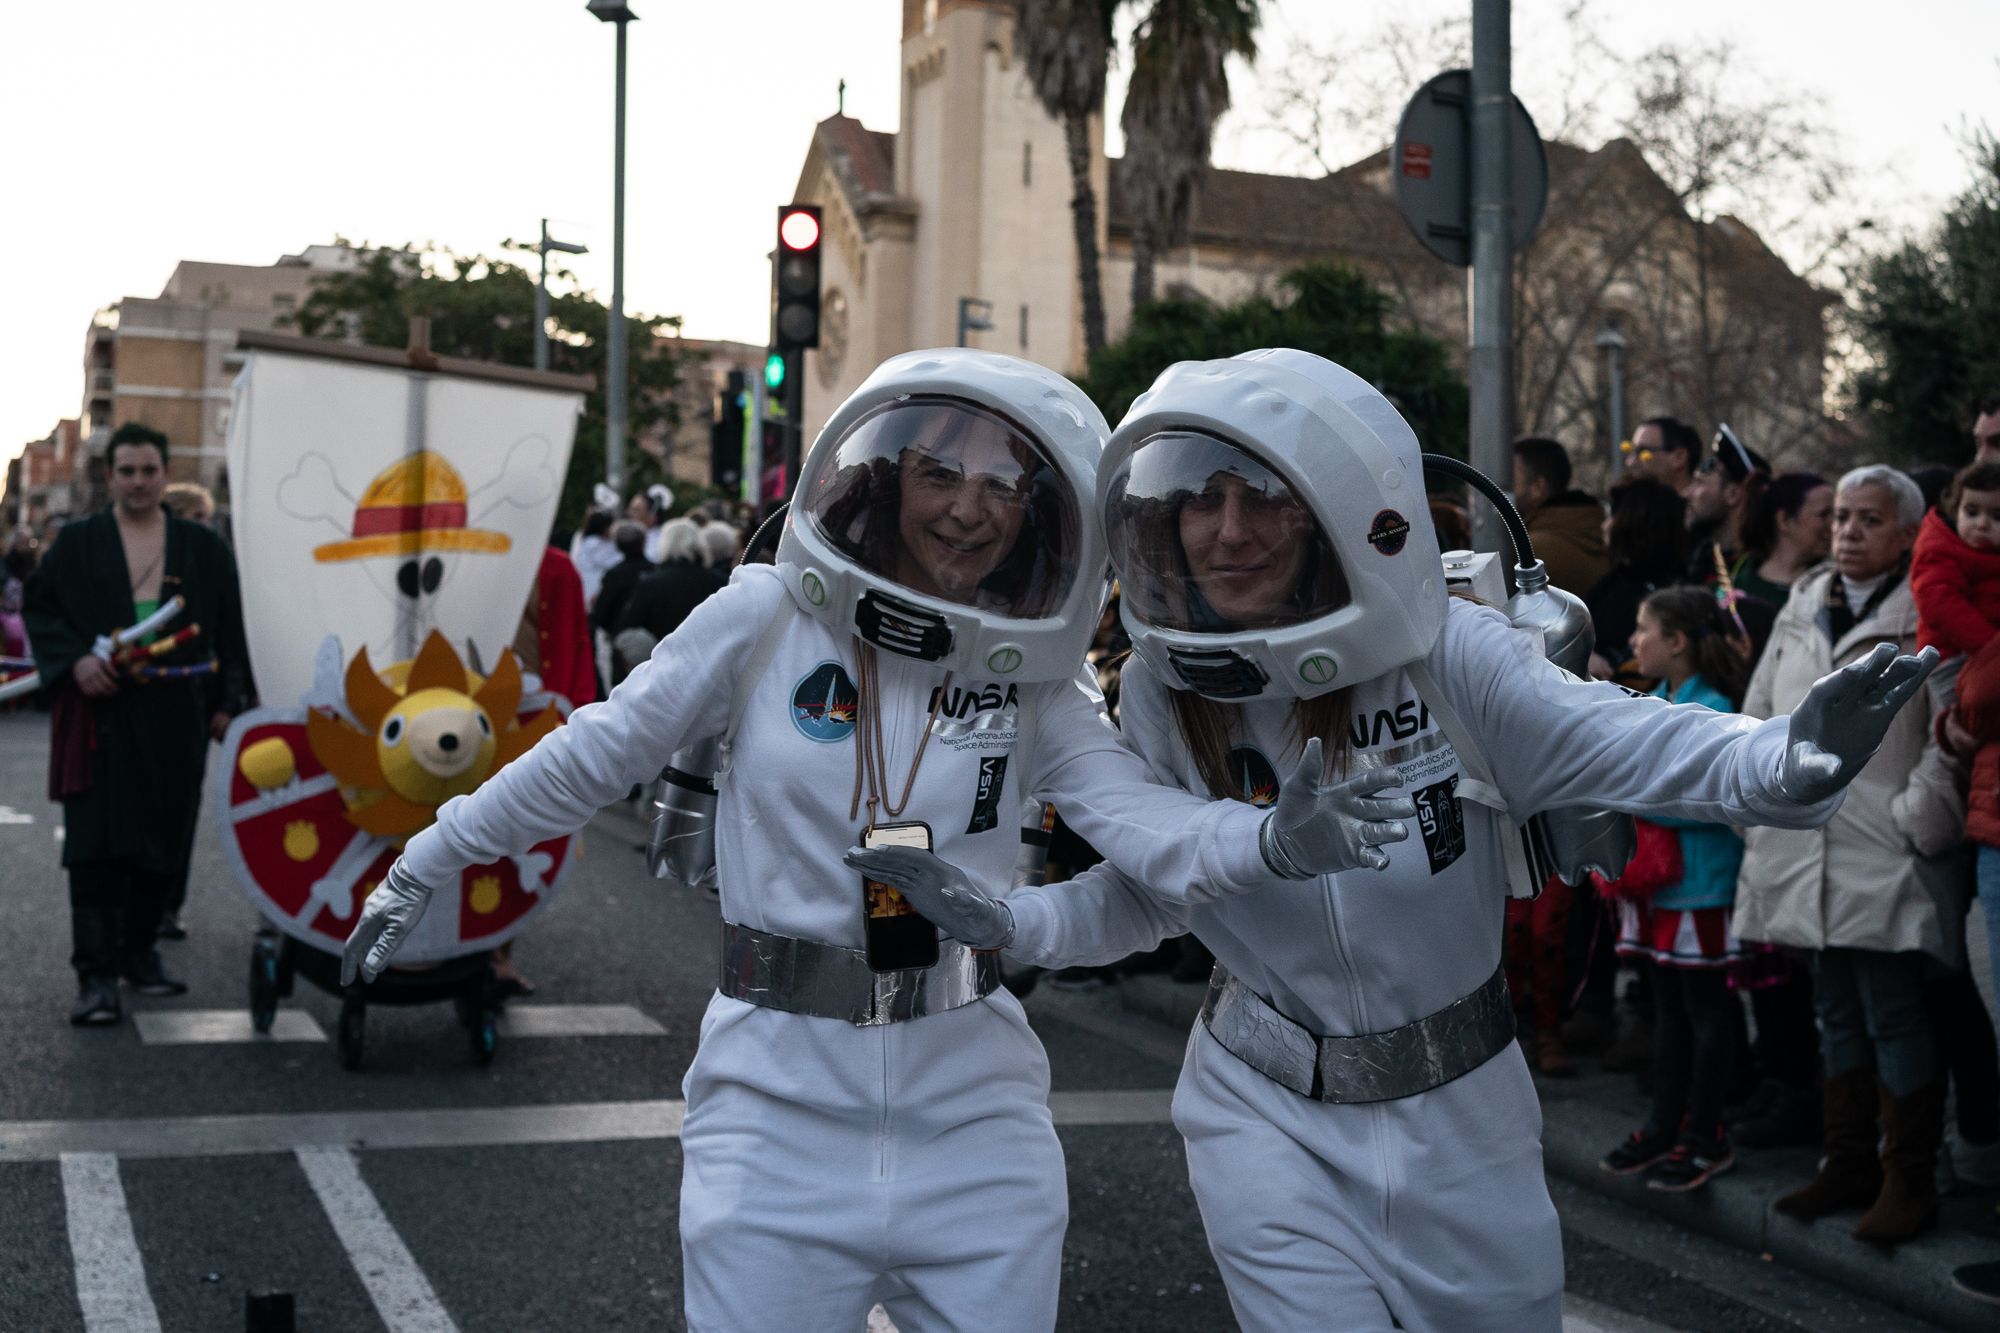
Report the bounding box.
[1259,737,1414,879]
[1776,642,1939,805]
[841,845,1015,950]
[339,858,437,986]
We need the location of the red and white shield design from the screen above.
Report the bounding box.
[212,698,576,964]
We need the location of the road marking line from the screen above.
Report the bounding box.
[0,1090,1169,1163]
[496,1004,667,1037]
[134,1010,327,1044]
[296,1146,458,1333]
[127,1004,663,1045]
[59,1152,162,1333]
[867,1304,897,1331]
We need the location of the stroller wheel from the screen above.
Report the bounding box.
[337,998,366,1070]
[249,940,281,1034]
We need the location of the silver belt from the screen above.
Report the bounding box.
[1200,964,1514,1104]
[718,921,1001,1027]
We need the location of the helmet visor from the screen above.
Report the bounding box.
[1104,430,1349,632]
[800,396,1080,618]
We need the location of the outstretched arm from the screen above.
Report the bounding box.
[1438,602,1932,828]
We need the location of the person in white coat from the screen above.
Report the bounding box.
[1733,464,1967,1244]
[852,351,1939,1333]
[342,349,1410,1332]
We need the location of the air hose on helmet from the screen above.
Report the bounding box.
[1420,453,1536,572]
[737,500,790,568]
[1420,453,1636,890]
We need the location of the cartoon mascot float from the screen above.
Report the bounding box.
[213,331,587,966]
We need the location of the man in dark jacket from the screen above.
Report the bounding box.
[24,424,251,1025]
[589,522,650,644]
[1512,436,1609,596]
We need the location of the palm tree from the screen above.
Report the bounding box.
[1015,0,1120,359]
[1120,0,1260,311]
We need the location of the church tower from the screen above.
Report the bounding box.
[895,0,1098,362]
[793,1,1103,449]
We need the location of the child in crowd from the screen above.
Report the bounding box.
[1934,464,2000,1028]
[1600,586,1753,1193]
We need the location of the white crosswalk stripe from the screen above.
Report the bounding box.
[296,1145,459,1333]
[0,1089,1167,1162]
[133,1009,326,1044]
[59,1152,162,1333]
[127,1003,665,1044]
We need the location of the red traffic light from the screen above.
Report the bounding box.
[779,209,821,252]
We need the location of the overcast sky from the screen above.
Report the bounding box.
[3,0,1994,473]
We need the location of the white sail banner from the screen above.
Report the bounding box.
[226,349,582,708]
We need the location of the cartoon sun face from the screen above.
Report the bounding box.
[375,686,499,804]
[305,631,558,840]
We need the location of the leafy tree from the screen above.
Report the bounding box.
[1015,0,1120,359]
[284,241,682,530]
[1120,0,1261,311]
[1851,133,2000,462]
[1082,262,1468,458]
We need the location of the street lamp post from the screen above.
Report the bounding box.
[1595,321,1628,477]
[534,219,589,373]
[588,0,637,494]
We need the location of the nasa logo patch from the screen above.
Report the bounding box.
[1228,745,1281,808]
[1367,509,1411,556]
[1412,775,1466,875]
[790,661,859,742]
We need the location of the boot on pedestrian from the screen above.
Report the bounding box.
[69,976,122,1026]
[1852,1078,1945,1245]
[1775,1068,1882,1221]
[1534,1028,1576,1077]
[67,905,123,1026]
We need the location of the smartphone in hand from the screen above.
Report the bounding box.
[861,821,941,973]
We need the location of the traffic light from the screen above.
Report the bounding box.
[773,204,822,352]
[764,350,788,398]
[711,369,746,490]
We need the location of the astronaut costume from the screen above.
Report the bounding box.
[343,350,1357,1332]
[853,351,1934,1333]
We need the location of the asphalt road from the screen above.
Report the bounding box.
[0,709,1944,1332]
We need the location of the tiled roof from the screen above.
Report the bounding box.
[813,115,898,202]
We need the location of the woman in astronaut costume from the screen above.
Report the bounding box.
[343,349,1410,1332]
[852,350,1938,1332]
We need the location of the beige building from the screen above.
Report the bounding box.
[652,335,766,494]
[74,245,364,508]
[791,0,1826,469]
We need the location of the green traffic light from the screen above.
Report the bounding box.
[765,353,787,391]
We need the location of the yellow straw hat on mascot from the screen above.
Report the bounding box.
[312,451,510,563]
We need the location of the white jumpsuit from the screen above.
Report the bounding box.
[1004,601,1841,1333]
[401,564,1278,1331]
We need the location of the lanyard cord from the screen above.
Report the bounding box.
[848,636,952,829]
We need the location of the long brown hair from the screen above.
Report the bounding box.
[1169,687,1352,799]
[1641,585,1749,706]
[1164,585,1489,797]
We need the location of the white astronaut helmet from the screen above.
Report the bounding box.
[1098,348,1446,700]
[776,348,1110,682]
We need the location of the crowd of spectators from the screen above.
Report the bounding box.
[1482,400,2000,1291]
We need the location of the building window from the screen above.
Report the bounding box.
[1019,304,1029,350]
[1023,141,1032,187]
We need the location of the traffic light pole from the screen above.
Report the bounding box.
[605,14,631,496]
[1468,0,1513,556]
[784,350,804,493]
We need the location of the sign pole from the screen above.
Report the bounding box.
[1468,0,1513,557]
